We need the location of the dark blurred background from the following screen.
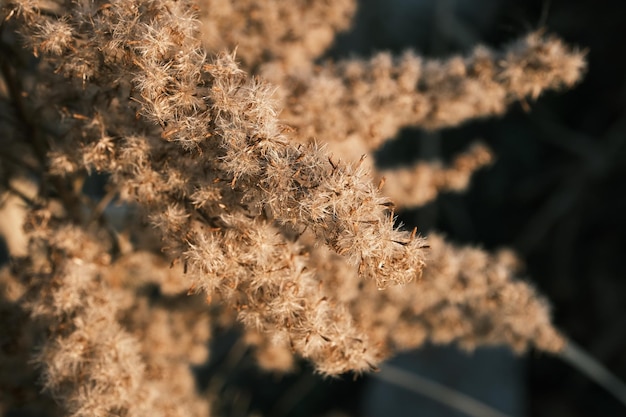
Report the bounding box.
[207,1,626,417]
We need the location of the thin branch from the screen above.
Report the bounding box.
[559,339,626,407]
[375,363,516,417]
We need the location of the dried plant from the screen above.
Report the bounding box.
[0,0,610,416]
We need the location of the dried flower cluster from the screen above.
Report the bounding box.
[0,0,586,415]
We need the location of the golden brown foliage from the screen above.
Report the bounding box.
[0,0,586,415]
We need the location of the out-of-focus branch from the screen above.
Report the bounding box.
[276,32,586,154]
